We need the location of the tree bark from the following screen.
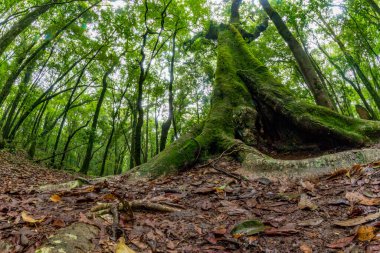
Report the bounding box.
[259,0,335,110]
[80,66,113,174]
[160,24,178,151]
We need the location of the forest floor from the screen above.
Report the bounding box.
[1,150,380,252]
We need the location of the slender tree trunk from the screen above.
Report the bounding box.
[2,62,35,140]
[259,0,335,110]
[154,95,159,155]
[0,1,99,107]
[144,102,149,163]
[28,100,49,158]
[317,12,380,111]
[366,0,380,16]
[59,120,89,168]
[51,48,100,166]
[160,26,178,151]
[0,1,55,57]
[99,119,115,176]
[80,66,113,174]
[318,43,378,119]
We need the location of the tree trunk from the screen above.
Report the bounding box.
[0,1,99,107]
[259,0,335,110]
[317,42,378,120]
[59,121,89,168]
[28,100,49,159]
[366,0,380,16]
[0,1,55,57]
[317,12,380,112]
[160,26,178,151]
[51,48,100,166]
[130,24,380,179]
[80,67,113,174]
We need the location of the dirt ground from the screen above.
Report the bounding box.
[1,150,380,252]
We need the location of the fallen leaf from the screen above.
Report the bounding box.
[52,219,66,228]
[326,235,355,249]
[194,187,215,194]
[212,226,227,235]
[327,168,349,179]
[102,193,116,200]
[300,243,312,253]
[298,194,318,210]
[83,185,95,192]
[115,237,136,253]
[366,244,380,253]
[357,226,376,241]
[49,194,61,202]
[231,220,265,237]
[300,180,315,192]
[334,210,380,227]
[21,211,44,224]
[264,224,298,235]
[297,218,324,227]
[345,192,380,206]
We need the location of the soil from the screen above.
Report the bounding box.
[1,150,380,252]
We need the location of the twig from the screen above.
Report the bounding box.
[211,164,245,181]
[90,200,181,215]
[110,203,120,241]
[130,200,181,212]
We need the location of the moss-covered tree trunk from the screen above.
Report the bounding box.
[129,24,380,179]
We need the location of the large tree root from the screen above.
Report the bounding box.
[240,146,380,177]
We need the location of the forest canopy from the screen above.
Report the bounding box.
[0,0,379,176]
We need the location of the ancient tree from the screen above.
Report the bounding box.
[129,0,380,179]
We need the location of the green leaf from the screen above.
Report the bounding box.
[231,220,265,237]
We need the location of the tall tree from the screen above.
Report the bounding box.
[259,0,335,110]
[80,65,114,174]
[0,0,56,57]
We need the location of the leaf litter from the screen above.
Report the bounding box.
[0,150,380,252]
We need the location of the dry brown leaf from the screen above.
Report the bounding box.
[300,180,315,192]
[115,237,136,253]
[83,185,95,193]
[21,211,44,224]
[350,164,363,175]
[357,226,376,241]
[334,210,380,227]
[297,218,324,227]
[345,192,380,206]
[326,235,355,249]
[300,243,312,253]
[298,194,318,211]
[49,194,61,202]
[327,168,349,179]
